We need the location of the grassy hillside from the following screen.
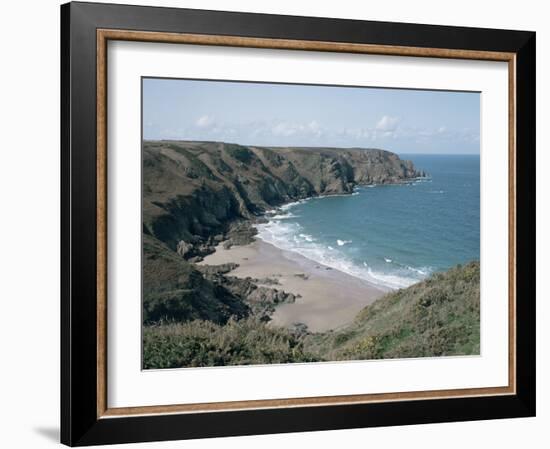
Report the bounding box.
[305,261,480,360]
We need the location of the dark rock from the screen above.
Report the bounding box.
[253,277,281,286]
[196,263,239,277]
[289,322,309,337]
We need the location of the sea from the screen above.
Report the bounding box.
[255,154,480,290]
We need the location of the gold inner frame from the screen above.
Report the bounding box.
[96,29,517,419]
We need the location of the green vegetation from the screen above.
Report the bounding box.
[143,318,319,369]
[223,143,254,163]
[143,262,480,369]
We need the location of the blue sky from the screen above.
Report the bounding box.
[143,78,480,154]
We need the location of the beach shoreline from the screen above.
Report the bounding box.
[199,239,387,332]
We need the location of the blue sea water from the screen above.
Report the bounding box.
[256,154,480,289]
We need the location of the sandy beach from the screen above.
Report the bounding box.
[199,239,387,332]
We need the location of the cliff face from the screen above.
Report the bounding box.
[143,140,422,251]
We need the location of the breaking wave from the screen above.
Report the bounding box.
[255,200,429,290]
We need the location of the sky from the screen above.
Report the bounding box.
[143,78,480,155]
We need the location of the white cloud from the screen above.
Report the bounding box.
[272,122,296,137]
[195,115,214,128]
[375,115,400,132]
[177,115,476,151]
[270,120,323,138]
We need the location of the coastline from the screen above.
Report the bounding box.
[144,140,431,332]
[199,239,387,332]
[142,141,482,367]
[195,175,436,332]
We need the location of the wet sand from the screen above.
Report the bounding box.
[199,239,388,332]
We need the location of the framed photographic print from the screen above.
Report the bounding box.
[60,1,536,446]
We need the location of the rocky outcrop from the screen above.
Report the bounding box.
[176,240,193,257]
[198,264,297,316]
[142,235,250,324]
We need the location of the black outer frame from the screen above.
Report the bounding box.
[60,1,536,446]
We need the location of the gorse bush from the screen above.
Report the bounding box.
[143,317,319,369]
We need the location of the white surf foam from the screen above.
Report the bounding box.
[337,239,352,246]
[406,265,431,276]
[272,213,299,220]
[255,190,433,290]
[256,219,421,290]
[299,233,314,242]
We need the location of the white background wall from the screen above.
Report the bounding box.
[0,0,546,447]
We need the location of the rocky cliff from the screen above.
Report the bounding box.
[143,140,423,252]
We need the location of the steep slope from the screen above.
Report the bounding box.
[305,261,480,360]
[142,234,249,324]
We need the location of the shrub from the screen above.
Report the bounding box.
[143,317,319,369]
